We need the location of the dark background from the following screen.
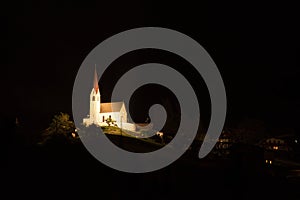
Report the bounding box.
[1,1,300,200]
[2,1,299,134]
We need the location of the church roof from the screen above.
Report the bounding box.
[100,102,124,113]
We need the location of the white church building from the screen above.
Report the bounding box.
[83,68,136,131]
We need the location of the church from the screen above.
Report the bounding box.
[83,68,136,131]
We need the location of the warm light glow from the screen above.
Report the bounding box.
[72,132,76,138]
[266,160,273,164]
[219,138,229,143]
[273,146,278,150]
[156,132,163,137]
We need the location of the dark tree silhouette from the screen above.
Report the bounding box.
[40,112,77,145]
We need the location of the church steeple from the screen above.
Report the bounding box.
[89,65,101,123]
[93,66,99,93]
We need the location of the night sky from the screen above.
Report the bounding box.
[2,1,299,134]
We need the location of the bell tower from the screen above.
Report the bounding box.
[89,67,101,123]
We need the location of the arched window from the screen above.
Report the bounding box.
[102,116,105,122]
[92,96,95,101]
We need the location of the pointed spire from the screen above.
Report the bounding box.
[93,65,99,93]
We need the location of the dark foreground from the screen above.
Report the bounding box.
[2,137,300,200]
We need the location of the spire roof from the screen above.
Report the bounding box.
[93,66,99,93]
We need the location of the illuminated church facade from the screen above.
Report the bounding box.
[83,68,135,131]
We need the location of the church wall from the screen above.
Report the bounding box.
[120,122,136,132]
[99,112,120,123]
[83,118,92,126]
[89,88,100,123]
[120,105,127,123]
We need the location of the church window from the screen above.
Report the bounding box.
[92,96,95,101]
[102,116,105,122]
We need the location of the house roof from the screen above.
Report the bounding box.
[100,102,124,113]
